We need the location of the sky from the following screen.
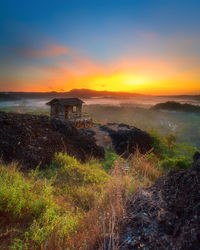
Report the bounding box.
[0,0,200,95]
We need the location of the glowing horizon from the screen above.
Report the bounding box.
[1,44,199,95]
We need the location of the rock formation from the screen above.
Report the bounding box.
[0,112,104,168]
[119,153,200,249]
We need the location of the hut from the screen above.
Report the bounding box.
[46,98,84,121]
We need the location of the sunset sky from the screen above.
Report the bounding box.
[0,0,200,95]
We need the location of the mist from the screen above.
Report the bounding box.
[0,96,200,148]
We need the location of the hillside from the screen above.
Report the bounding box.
[0,112,152,168]
[0,93,20,101]
[0,111,104,168]
[0,111,199,249]
[0,89,144,102]
[1,90,200,103]
[80,122,152,157]
[152,101,200,113]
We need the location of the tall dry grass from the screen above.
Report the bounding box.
[64,152,162,250]
[0,152,162,250]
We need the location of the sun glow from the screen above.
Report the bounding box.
[1,43,200,95]
[87,73,148,92]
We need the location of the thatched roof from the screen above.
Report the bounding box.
[46,98,84,106]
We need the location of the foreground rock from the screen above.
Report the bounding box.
[0,112,104,168]
[119,153,200,250]
[0,112,152,168]
[80,123,152,158]
[100,123,152,157]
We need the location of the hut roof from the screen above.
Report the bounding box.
[46,98,84,106]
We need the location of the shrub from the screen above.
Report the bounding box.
[149,130,197,171]
[159,156,191,170]
[52,153,109,186]
[102,149,118,171]
[0,163,53,220]
[29,208,80,245]
[0,162,81,249]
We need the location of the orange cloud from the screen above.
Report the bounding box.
[19,43,71,58]
[1,42,200,95]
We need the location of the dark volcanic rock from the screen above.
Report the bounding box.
[120,153,200,250]
[0,111,104,168]
[192,151,200,171]
[100,123,152,157]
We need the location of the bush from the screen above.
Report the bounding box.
[159,156,191,170]
[102,149,118,171]
[0,163,53,220]
[29,208,80,244]
[51,153,109,185]
[149,129,176,156]
[0,162,81,248]
[149,130,198,171]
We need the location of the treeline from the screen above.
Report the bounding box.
[152,101,200,113]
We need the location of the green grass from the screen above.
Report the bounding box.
[83,104,200,148]
[101,149,118,171]
[0,132,198,249]
[0,162,80,249]
[149,129,198,171]
[0,154,111,249]
[0,163,53,220]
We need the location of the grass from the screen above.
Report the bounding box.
[0,161,80,249]
[0,151,163,249]
[149,129,198,171]
[83,104,200,148]
[0,130,198,249]
[0,163,53,220]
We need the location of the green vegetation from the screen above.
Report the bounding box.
[149,130,197,171]
[83,104,200,148]
[0,101,199,248]
[152,101,200,113]
[0,129,198,249]
[0,154,112,249]
[1,100,200,147]
[0,162,80,249]
[101,149,118,171]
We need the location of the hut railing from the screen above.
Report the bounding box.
[68,112,92,122]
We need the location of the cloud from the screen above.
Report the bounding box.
[1,37,200,94]
[17,43,71,58]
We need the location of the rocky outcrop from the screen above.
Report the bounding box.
[99,123,152,157]
[0,112,104,168]
[120,153,200,249]
[80,123,152,157]
[192,151,200,171]
[0,112,152,168]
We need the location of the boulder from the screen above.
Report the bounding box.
[100,123,152,157]
[192,151,200,171]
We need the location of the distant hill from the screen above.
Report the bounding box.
[161,94,200,101]
[65,89,145,98]
[0,89,145,101]
[0,93,20,101]
[152,101,200,113]
[0,89,200,102]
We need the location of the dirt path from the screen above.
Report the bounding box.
[89,124,112,148]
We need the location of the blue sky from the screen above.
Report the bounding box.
[0,0,200,93]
